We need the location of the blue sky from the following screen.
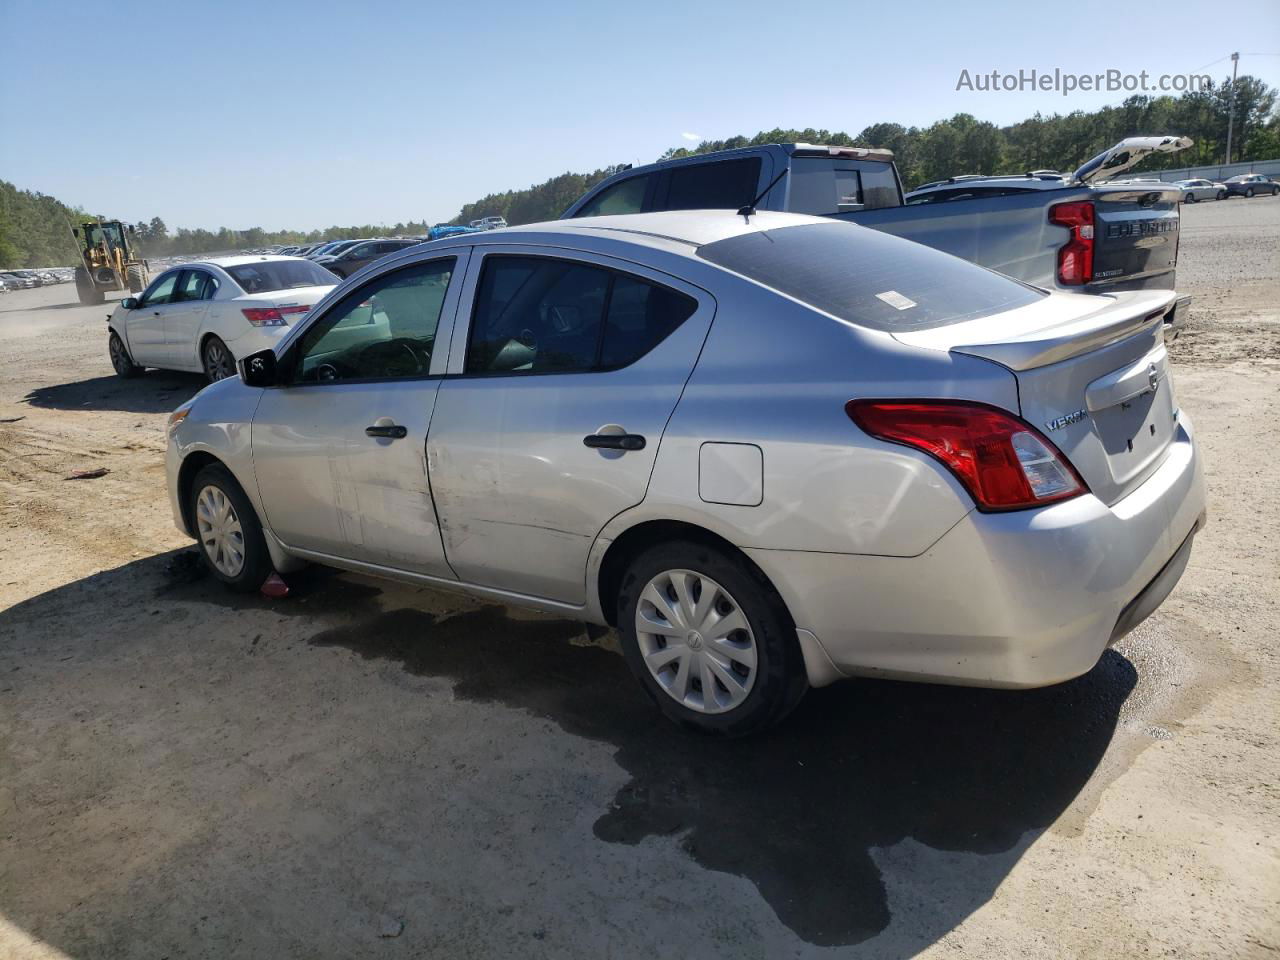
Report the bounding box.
[2,0,1277,231]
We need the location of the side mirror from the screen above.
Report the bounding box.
[120,297,139,310]
[238,349,280,387]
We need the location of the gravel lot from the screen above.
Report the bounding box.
[1,198,1277,959]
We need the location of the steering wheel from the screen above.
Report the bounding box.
[358,337,431,376]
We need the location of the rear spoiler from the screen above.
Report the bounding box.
[792,144,895,162]
[1072,136,1193,184]
[949,290,1178,371]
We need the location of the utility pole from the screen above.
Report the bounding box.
[1225,52,1240,166]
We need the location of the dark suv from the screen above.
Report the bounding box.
[321,239,424,279]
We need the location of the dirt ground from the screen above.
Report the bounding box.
[1,198,1277,960]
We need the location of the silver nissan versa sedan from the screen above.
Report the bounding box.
[165,210,1206,735]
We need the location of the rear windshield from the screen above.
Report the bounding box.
[698,222,1044,332]
[227,259,336,294]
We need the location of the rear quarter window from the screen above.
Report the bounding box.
[698,222,1043,332]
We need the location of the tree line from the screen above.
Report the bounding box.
[2,76,1275,267]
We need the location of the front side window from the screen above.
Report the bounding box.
[139,272,179,306]
[466,256,697,374]
[573,174,651,218]
[292,259,454,383]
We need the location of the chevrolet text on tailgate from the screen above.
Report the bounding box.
[561,136,1194,319]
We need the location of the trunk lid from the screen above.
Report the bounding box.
[894,289,1178,506]
[1088,185,1181,288]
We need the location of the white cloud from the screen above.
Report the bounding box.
[681,132,701,142]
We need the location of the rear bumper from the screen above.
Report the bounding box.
[748,414,1205,689]
[221,325,290,361]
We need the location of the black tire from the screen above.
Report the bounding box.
[108,331,142,378]
[1217,190,1227,201]
[1272,186,1279,196]
[1185,193,1195,203]
[75,266,104,305]
[189,463,271,592]
[125,263,147,294]
[202,335,235,383]
[615,539,808,737]
[1246,187,1255,198]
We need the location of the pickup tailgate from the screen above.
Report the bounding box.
[894,289,1179,506]
[1088,186,1181,289]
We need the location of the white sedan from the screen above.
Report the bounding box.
[1175,178,1226,202]
[107,256,337,382]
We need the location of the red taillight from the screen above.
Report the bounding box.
[241,305,310,327]
[1049,200,1094,285]
[846,400,1087,511]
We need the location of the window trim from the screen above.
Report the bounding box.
[456,251,702,380]
[276,254,465,388]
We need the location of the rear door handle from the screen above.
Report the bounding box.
[365,424,407,439]
[583,433,646,451]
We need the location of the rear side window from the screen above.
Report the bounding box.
[573,174,653,218]
[698,222,1043,332]
[466,256,697,374]
[661,158,761,211]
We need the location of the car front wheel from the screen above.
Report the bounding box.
[189,463,271,591]
[108,331,142,378]
[616,539,808,736]
[1217,190,1227,200]
[1246,187,1255,198]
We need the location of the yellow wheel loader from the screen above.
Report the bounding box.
[71,220,150,305]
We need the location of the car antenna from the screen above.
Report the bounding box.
[737,169,789,222]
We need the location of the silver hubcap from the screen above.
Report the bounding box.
[635,569,757,714]
[205,341,232,381]
[196,485,245,577]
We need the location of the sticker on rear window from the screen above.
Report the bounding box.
[875,290,917,311]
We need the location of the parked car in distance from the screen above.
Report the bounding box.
[470,216,508,230]
[1176,178,1226,202]
[563,137,1193,310]
[319,238,423,278]
[1223,174,1278,198]
[277,245,301,256]
[0,272,35,289]
[12,270,46,286]
[165,211,1205,735]
[108,255,337,383]
[307,240,365,261]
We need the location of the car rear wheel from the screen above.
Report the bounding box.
[190,463,271,591]
[202,335,234,383]
[108,331,142,378]
[616,539,808,736]
[1246,187,1255,198]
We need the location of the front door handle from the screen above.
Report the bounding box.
[584,433,646,451]
[365,424,407,439]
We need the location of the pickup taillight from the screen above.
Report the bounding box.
[1049,200,1095,285]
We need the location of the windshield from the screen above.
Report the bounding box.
[698,222,1044,332]
[226,259,336,294]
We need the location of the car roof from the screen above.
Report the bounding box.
[493,209,830,250]
[183,255,317,270]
